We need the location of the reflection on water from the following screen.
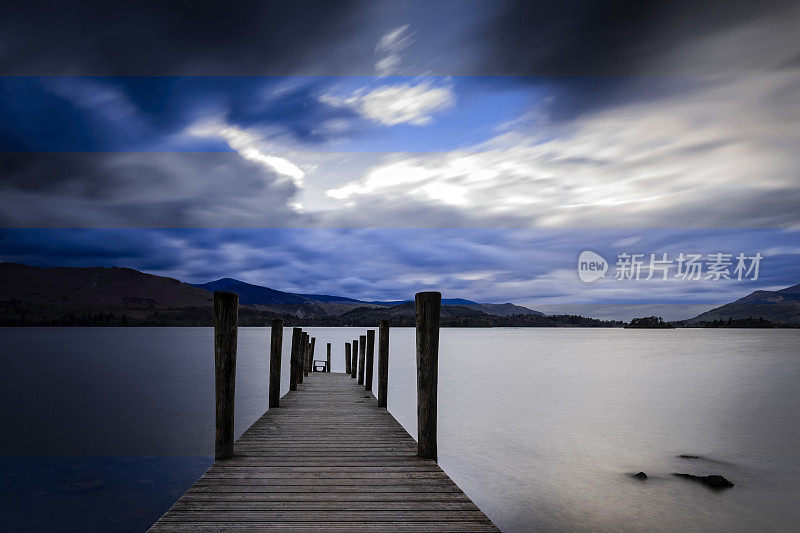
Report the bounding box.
[1,327,799,532]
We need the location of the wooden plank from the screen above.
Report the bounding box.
[170,501,482,511]
[206,461,435,467]
[191,478,461,486]
[198,472,453,480]
[156,510,493,521]
[181,487,471,502]
[187,483,466,492]
[150,521,498,533]
[149,372,499,532]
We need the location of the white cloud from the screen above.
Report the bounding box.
[374,24,412,76]
[188,121,305,186]
[376,25,412,53]
[375,55,401,77]
[612,236,643,248]
[414,181,469,206]
[313,9,800,229]
[321,81,454,126]
[323,66,800,228]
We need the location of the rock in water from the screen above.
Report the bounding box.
[702,475,735,488]
[674,473,734,489]
[631,472,648,480]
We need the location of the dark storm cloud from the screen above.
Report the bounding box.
[0,152,303,227]
[473,0,799,119]
[0,0,370,75]
[0,229,185,270]
[6,0,795,78]
[480,0,797,76]
[2,0,796,129]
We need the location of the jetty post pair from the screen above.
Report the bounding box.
[268,321,317,410]
[289,327,314,390]
[213,289,441,462]
[353,329,376,393]
[346,321,391,408]
[341,293,440,460]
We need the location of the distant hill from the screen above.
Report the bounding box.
[1,262,211,308]
[443,298,479,306]
[194,279,544,317]
[192,279,390,318]
[0,262,569,326]
[299,293,363,303]
[193,278,311,305]
[469,303,544,317]
[0,262,217,325]
[688,282,800,324]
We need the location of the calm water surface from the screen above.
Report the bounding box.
[1,327,799,532]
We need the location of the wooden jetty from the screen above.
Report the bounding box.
[149,292,499,532]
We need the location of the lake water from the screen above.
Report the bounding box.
[1,327,799,532]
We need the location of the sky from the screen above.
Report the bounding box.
[1,0,799,320]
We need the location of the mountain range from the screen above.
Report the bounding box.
[191,277,543,318]
[0,262,547,326]
[1,261,797,326]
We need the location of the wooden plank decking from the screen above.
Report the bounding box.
[149,372,499,532]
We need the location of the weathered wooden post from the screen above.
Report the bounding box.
[365,329,375,391]
[302,333,311,377]
[345,342,352,374]
[378,320,390,408]
[302,339,307,376]
[214,291,238,461]
[326,342,331,372]
[351,339,358,378]
[310,338,316,373]
[416,291,440,461]
[269,318,283,409]
[290,327,301,391]
[305,333,310,379]
[357,335,366,385]
[298,332,307,384]
[306,334,311,377]
[305,332,311,382]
